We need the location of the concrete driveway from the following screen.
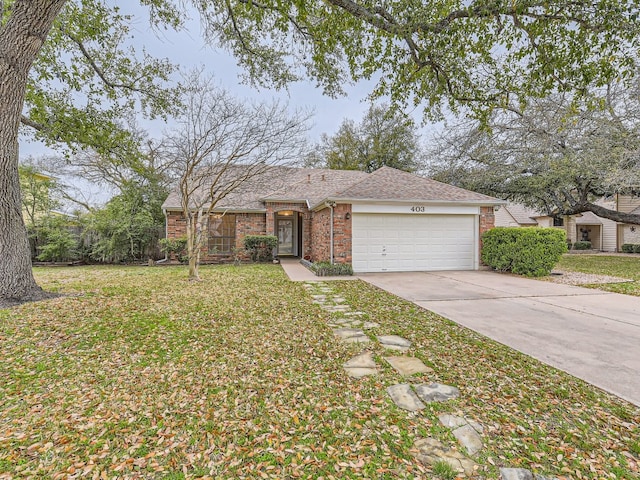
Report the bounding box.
[359,270,640,406]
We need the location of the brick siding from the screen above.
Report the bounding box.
[166,211,266,263]
[309,204,352,264]
[479,206,496,260]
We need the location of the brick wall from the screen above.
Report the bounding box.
[166,211,187,238]
[166,211,267,263]
[479,206,496,261]
[310,208,330,262]
[309,204,352,264]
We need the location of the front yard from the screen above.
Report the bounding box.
[555,254,640,296]
[0,265,638,479]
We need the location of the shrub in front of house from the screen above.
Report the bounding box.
[159,236,188,263]
[621,243,640,253]
[244,235,278,262]
[481,227,567,277]
[573,240,592,250]
[310,261,353,276]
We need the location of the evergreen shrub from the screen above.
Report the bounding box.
[481,227,567,277]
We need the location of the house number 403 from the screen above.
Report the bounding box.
[410,206,425,212]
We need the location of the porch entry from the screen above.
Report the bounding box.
[276,211,303,257]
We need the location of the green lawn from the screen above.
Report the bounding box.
[0,265,638,479]
[556,254,640,296]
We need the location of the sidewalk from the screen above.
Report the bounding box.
[279,258,358,282]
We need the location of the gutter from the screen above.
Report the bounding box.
[156,209,169,263]
[310,197,507,211]
[326,201,336,264]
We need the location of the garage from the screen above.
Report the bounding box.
[351,212,477,273]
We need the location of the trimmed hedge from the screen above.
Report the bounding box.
[310,261,353,276]
[244,235,278,262]
[621,243,640,253]
[481,227,567,277]
[573,240,592,250]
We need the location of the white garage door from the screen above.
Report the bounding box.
[352,214,477,273]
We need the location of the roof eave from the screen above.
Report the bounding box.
[311,197,507,211]
[163,207,267,214]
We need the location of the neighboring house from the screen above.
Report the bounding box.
[496,197,640,252]
[162,166,504,273]
[616,195,640,249]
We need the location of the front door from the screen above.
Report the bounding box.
[277,218,294,255]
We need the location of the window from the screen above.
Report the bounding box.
[553,216,564,227]
[208,214,236,254]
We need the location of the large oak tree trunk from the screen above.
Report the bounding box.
[0,0,67,301]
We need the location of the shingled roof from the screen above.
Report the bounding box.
[502,203,544,225]
[162,165,502,211]
[262,169,369,207]
[328,166,499,205]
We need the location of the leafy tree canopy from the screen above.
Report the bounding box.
[308,103,423,173]
[199,0,640,121]
[13,0,182,158]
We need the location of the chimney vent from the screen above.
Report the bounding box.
[321,174,325,181]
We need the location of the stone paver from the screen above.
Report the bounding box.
[343,351,377,378]
[386,384,426,412]
[451,424,483,456]
[413,437,476,477]
[329,319,362,328]
[361,321,380,329]
[414,383,460,403]
[333,328,370,343]
[438,414,483,434]
[325,305,351,312]
[377,335,411,352]
[385,356,433,376]
[344,311,365,316]
[500,468,534,480]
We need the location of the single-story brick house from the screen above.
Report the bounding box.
[161,166,504,273]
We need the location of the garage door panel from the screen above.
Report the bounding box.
[352,213,476,273]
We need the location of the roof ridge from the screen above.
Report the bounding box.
[331,169,375,197]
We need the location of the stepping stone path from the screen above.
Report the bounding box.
[439,414,484,456]
[343,351,377,378]
[385,356,433,376]
[304,280,561,480]
[377,335,412,352]
[306,282,378,332]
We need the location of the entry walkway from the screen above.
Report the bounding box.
[359,270,640,406]
[279,258,358,282]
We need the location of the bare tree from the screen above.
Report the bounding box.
[165,73,310,280]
